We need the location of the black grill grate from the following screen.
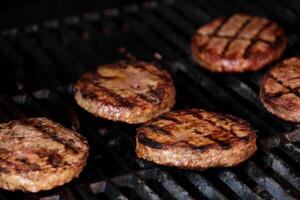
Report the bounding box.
[1,0,300,199]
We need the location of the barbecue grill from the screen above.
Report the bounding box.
[1,0,300,199]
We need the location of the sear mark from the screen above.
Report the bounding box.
[138,134,163,149]
[143,125,171,136]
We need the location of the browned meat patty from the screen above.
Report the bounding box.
[136,109,257,170]
[260,57,300,122]
[191,13,287,73]
[74,61,176,124]
[0,118,89,192]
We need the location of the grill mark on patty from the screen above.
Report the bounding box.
[208,35,273,45]
[0,148,9,154]
[0,157,41,174]
[15,157,41,172]
[138,110,254,152]
[0,118,88,192]
[16,119,80,155]
[33,124,80,155]
[197,18,228,52]
[138,134,163,149]
[267,72,300,99]
[0,158,19,174]
[211,18,228,37]
[35,149,68,168]
[81,66,169,107]
[220,17,252,56]
[193,130,231,149]
[143,124,171,136]
[206,135,231,149]
[243,21,273,58]
[190,144,210,152]
[186,110,240,139]
[174,140,212,152]
[148,87,164,101]
[187,110,248,149]
[97,74,117,80]
[122,62,172,83]
[0,166,9,173]
[80,77,135,108]
[158,115,181,123]
[133,85,163,105]
[142,110,241,150]
[47,153,67,168]
[136,93,159,104]
[196,17,279,60]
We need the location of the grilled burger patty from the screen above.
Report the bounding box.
[191,13,287,73]
[74,61,176,124]
[0,118,89,192]
[136,109,257,170]
[260,57,300,122]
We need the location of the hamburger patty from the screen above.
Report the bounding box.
[74,61,176,124]
[260,57,300,122]
[191,13,287,73]
[0,118,89,192]
[136,109,257,170]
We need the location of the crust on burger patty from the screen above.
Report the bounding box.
[0,118,89,192]
[74,61,176,124]
[191,13,287,73]
[136,109,257,170]
[260,57,300,122]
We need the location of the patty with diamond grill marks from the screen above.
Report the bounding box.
[260,57,300,122]
[191,13,287,73]
[0,118,89,192]
[74,61,176,124]
[136,109,257,170]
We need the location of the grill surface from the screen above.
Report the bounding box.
[1,0,300,199]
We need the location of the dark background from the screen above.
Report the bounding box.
[0,0,141,29]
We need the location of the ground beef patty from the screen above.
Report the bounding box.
[74,61,176,124]
[0,118,89,192]
[260,57,300,122]
[136,109,257,170]
[191,13,287,73]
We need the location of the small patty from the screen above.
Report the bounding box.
[136,109,257,170]
[260,57,300,122]
[0,118,89,192]
[74,61,176,124]
[191,13,287,73]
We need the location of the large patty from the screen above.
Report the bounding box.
[191,13,287,73]
[136,109,257,170]
[260,57,300,122]
[0,118,89,192]
[74,61,176,124]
